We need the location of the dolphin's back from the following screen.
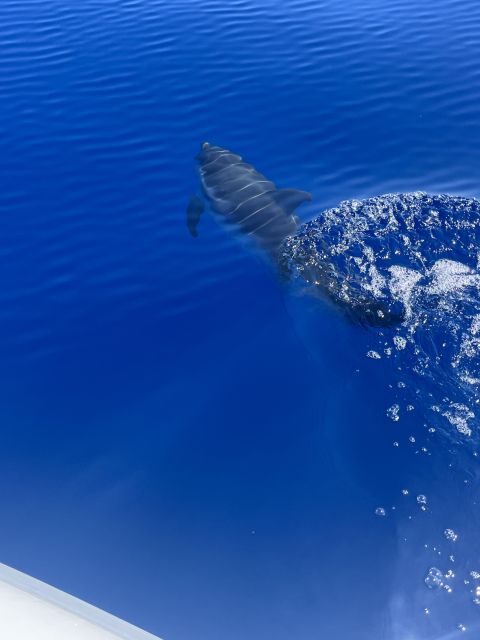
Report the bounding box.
[195,143,310,253]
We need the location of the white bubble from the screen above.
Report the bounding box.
[444,528,458,542]
[387,404,400,421]
[425,567,443,589]
[367,350,381,359]
[402,489,409,495]
[417,494,427,505]
[393,335,407,350]
[375,507,386,517]
[473,586,480,605]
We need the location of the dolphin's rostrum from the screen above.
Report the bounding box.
[187,142,403,327]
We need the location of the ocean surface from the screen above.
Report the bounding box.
[1,0,480,638]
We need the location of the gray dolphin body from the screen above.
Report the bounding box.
[187,143,403,327]
[187,142,311,254]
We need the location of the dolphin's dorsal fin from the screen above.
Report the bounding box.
[273,189,312,215]
[186,195,205,237]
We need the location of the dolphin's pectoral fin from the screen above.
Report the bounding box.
[273,189,312,215]
[186,195,205,237]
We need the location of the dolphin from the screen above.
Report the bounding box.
[187,142,404,327]
[187,142,312,254]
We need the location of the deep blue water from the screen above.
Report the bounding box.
[1,0,480,638]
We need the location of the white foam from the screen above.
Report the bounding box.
[427,259,480,295]
[442,402,474,437]
[388,265,422,316]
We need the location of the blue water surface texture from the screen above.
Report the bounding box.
[1,1,480,639]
